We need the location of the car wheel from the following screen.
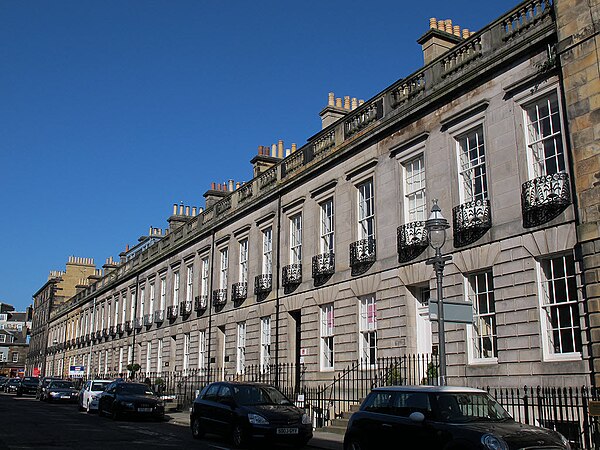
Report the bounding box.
[345,437,364,450]
[191,417,204,439]
[232,424,247,448]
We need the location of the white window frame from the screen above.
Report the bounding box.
[260,316,271,373]
[455,124,488,203]
[236,322,246,375]
[198,330,207,371]
[130,290,136,322]
[320,303,335,371]
[402,154,427,223]
[12,352,18,363]
[201,257,209,298]
[160,276,166,311]
[149,282,155,315]
[320,198,335,253]
[157,338,163,375]
[114,297,119,326]
[139,286,145,318]
[146,341,152,373]
[183,333,190,373]
[522,87,568,178]
[173,271,180,306]
[357,179,375,240]
[220,248,229,290]
[290,213,303,264]
[359,295,377,367]
[186,265,194,303]
[239,239,249,283]
[465,270,498,365]
[118,347,124,373]
[262,227,273,275]
[537,253,582,361]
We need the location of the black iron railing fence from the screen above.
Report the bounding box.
[76,355,600,449]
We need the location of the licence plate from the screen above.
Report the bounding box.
[276,428,298,435]
[61,395,71,399]
[138,408,153,412]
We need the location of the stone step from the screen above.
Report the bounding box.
[320,424,347,435]
[330,417,349,428]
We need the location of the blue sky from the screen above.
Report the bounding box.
[0,0,515,311]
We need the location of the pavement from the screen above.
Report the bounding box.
[166,411,344,450]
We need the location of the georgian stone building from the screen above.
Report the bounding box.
[33,0,597,388]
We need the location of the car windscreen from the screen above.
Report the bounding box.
[233,385,292,406]
[9,379,20,385]
[49,381,75,389]
[91,382,110,391]
[22,378,39,385]
[435,393,511,423]
[116,384,155,396]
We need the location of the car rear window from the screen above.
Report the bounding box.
[49,381,74,389]
[117,384,154,395]
[91,382,110,391]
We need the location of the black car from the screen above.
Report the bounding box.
[43,380,79,402]
[343,386,571,450]
[190,382,312,448]
[16,377,39,396]
[5,378,21,394]
[37,376,63,400]
[97,381,164,420]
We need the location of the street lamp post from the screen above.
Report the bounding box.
[425,200,451,386]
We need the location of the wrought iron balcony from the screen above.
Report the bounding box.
[282,264,302,287]
[349,238,376,275]
[75,337,80,346]
[397,221,429,263]
[194,295,208,312]
[109,326,116,337]
[312,252,335,279]
[232,282,248,302]
[134,317,143,330]
[180,300,193,316]
[452,199,492,247]
[167,305,179,320]
[212,289,227,307]
[521,172,571,228]
[102,328,109,338]
[116,323,124,335]
[125,321,133,333]
[85,333,91,343]
[143,314,153,326]
[95,330,102,340]
[154,310,165,323]
[254,274,272,295]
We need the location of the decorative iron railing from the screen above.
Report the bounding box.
[194,296,208,312]
[254,274,272,295]
[179,300,193,316]
[109,326,116,337]
[154,310,164,323]
[166,305,178,320]
[143,314,153,326]
[282,264,302,287]
[231,282,248,302]
[397,221,429,263]
[312,252,335,279]
[116,324,123,335]
[349,238,376,275]
[134,318,143,330]
[452,199,491,248]
[212,289,227,307]
[125,321,133,333]
[521,172,571,228]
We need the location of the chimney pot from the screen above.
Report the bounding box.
[328,92,335,106]
[429,18,437,29]
[445,19,453,34]
[453,25,460,36]
[179,204,184,215]
[335,97,342,108]
[185,206,190,216]
[271,144,277,157]
[228,179,234,191]
[291,143,297,153]
[278,140,284,158]
[437,20,445,30]
[351,97,358,110]
[173,204,177,215]
[192,207,197,216]
[235,182,240,189]
[344,96,350,110]
[211,182,216,190]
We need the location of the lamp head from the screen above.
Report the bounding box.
[425,199,449,250]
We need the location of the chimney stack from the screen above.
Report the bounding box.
[251,144,279,178]
[320,91,353,129]
[418,17,466,65]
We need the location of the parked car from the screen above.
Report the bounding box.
[16,377,39,396]
[97,381,164,421]
[78,379,111,412]
[343,386,571,450]
[44,380,79,403]
[190,381,312,448]
[37,376,63,400]
[0,377,10,392]
[4,378,21,394]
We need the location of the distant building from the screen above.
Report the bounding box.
[0,306,32,377]
[30,0,600,389]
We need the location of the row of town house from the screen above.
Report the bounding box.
[27,0,600,389]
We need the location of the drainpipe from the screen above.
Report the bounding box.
[88,297,96,377]
[275,194,282,387]
[207,230,216,383]
[131,274,139,378]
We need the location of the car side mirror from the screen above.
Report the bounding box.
[409,412,425,423]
